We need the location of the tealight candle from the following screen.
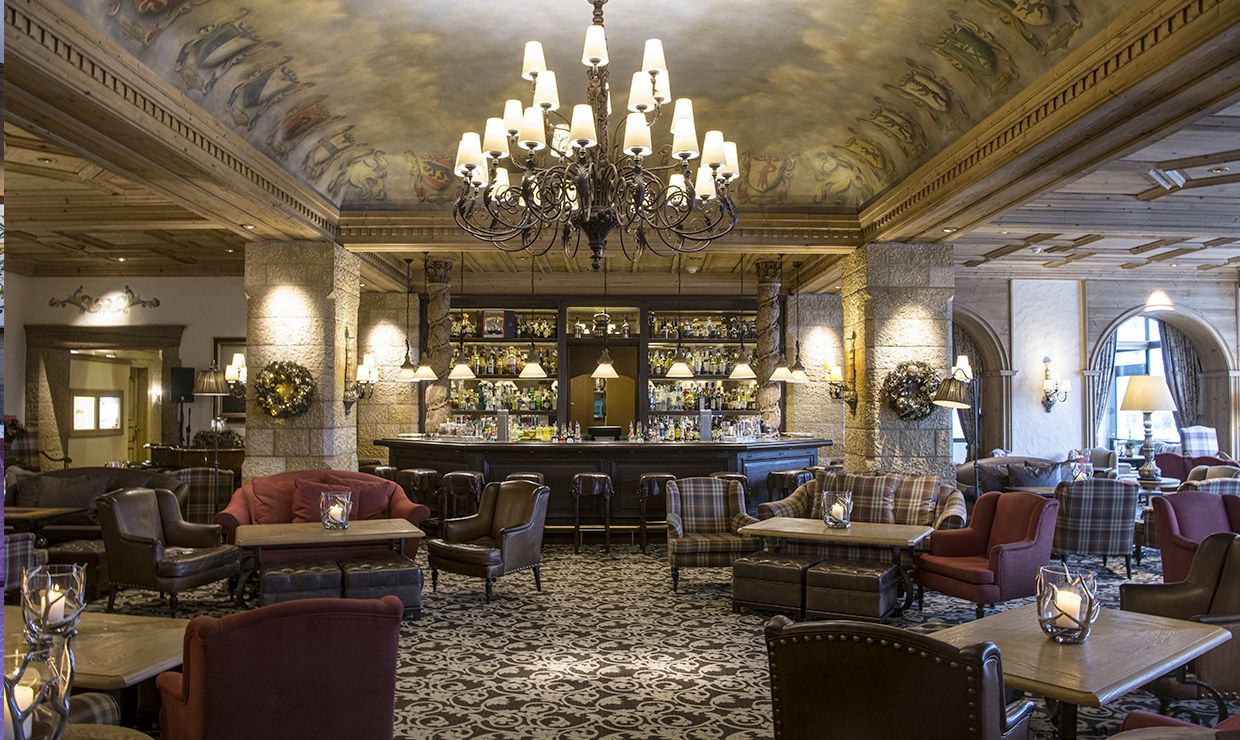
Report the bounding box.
[3,684,33,738]
[327,502,347,525]
[42,586,66,624]
[1053,586,1083,628]
[830,502,846,521]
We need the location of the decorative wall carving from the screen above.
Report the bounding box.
[48,286,161,314]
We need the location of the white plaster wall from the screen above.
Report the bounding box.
[3,276,246,437]
[1010,279,1082,459]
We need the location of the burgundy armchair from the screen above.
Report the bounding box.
[156,596,403,740]
[914,491,1059,619]
[1153,489,1240,582]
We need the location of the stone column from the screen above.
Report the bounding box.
[755,260,783,429]
[357,292,420,462]
[422,259,454,433]
[243,241,360,480]
[841,242,954,476]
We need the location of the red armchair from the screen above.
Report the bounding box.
[1155,453,1237,483]
[1153,489,1240,582]
[914,492,1059,620]
[156,596,403,740]
[1118,710,1240,734]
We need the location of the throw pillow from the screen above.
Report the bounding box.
[291,479,356,524]
[249,475,297,524]
[829,473,896,524]
[887,474,942,526]
[323,474,393,520]
[1007,461,1073,488]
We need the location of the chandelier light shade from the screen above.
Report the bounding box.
[452,0,739,271]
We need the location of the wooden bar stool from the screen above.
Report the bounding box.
[440,470,485,519]
[506,472,545,484]
[571,472,614,554]
[637,472,677,553]
[766,469,814,505]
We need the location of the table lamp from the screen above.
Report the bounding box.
[1119,374,1176,481]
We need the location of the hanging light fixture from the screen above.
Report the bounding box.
[519,257,549,379]
[768,258,793,382]
[666,258,694,379]
[395,259,423,382]
[451,2,739,271]
[411,254,440,381]
[448,253,477,380]
[787,262,809,384]
[593,260,620,379]
[729,257,757,380]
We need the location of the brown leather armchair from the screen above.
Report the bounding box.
[765,616,1034,739]
[1120,532,1240,722]
[427,479,549,602]
[97,488,243,617]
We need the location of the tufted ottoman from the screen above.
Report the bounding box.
[732,553,820,617]
[47,540,110,602]
[340,554,424,620]
[805,560,899,622]
[260,560,342,606]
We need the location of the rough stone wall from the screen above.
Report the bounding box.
[357,292,421,462]
[842,242,954,476]
[242,242,360,479]
[785,292,845,461]
[755,261,783,429]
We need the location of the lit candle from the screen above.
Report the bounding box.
[3,684,34,738]
[518,107,547,151]
[533,70,560,111]
[481,117,509,159]
[1053,587,1083,628]
[568,104,598,148]
[522,41,546,80]
[622,113,652,156]
[581,24,608,67]
[702,130,726,167]
[503,99,524,136]
[830,502,846,521]
[627,72,655,113]
[326,502,347,525]
[42,586,66,623]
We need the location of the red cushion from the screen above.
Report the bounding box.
[249,476,298,524]
[291,480,354,524]
[915,554,995,585]
[323,474,393,520]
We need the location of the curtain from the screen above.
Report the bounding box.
[1160,321,1202,428]
[951,323,980,458]
[1092,332,1118,437]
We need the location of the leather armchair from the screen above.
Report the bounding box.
[914,491,1058,619]
[97,488,242,617]
[427,479,549,602]
[157,596,403,740]
[765,616,1033,739]
[8,467,189,543]
[1153,489,1240,583]
[1121,533,1240,721]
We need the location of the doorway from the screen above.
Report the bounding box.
[128,365,151,459]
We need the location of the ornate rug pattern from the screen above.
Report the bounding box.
[96,543,1223,739]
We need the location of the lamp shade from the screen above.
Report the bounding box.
[193,363,229,396]
[769,356,793,382]
[482,117,509,159]
[448,360,477,380]
[582,24,608,67]
[729,354,757,380]
[569,104,598,148]
[932,377,971,409]
[666,349,693,379]
[1120,375,1176,412]
[642,39,668,76]
[533,70,560,111]
[519,345,548,379]
[591,347,620,380]
[396,357,420,383]
[522,41,547,80]
[623,113,652,156]
[503,99,524,135]
[412,361,438,381]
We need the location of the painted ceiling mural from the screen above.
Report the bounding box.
[71,0,1128,211]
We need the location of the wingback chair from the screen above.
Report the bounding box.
[914,491,1059,619]
[764,616,1034,739]
[97,488,242,617]
[666,477,760,591]
[427,479,549,602]
[1153,487,1240,582]
[157,596,403,740]
[1120,533,1240,721]
[1052,478,1141,578]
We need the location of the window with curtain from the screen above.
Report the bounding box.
[1105,316,1180,446]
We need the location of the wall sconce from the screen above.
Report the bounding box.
[826,332,858,410]
[223,353,247,400]
[1041,355,1071,412]
[344,334,378,405]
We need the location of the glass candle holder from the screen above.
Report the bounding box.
[320,490,353,530]
[21,565,85,634]
[1035,565,1100,643]
[822,490,852,529]
[4,639,72,740]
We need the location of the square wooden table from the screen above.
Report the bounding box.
[737,517,933,613]
[933,605,1231,740]
[4,606,188,690]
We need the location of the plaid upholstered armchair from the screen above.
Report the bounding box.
[666,477,760,591]
[1052,478,1141,578]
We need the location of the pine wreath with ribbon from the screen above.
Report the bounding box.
[254,360,316,419]
[881,360,942,421]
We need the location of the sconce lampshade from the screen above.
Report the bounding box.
[932,377,971,410]
[1120,375,1176,412]
[193,362,230,396]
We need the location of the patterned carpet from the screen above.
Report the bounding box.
[95,540,1225,739]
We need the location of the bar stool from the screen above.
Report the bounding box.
[571,472,614,554]
[360,464,397,482]
[440,470,485,520]
[506,472,545,485]
[709,471,751,500]
[766,469,814,505]
[637,472,677,554]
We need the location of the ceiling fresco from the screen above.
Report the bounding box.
[66,0,1129,211]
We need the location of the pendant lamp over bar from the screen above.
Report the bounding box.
[787,262,809,384]
[448,253,477,381]
[666,259,694,379]
[593,261,620,380]
[396,259,424,382]
[768,258,793,382]
[520,258,549,379]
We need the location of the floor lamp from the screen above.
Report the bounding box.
[193,361,231,514]
[934,355,979,495]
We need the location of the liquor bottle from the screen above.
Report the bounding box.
[574,421,582,441]
[622,316,631,339]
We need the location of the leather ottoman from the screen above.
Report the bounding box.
[805,560,899,622]
[732,553,820,617]
[340,554,424,620]
[46,540,109,602]
[260,560,342,606]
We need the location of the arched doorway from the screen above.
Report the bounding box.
[1086,305,1237,452]
[951,305,1015,457]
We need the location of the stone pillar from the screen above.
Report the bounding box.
[243,242,360,480]
[422,259,454,433]
[785,292,845,458]
[754,261,783,429]
[357,292,420,462]
[841,242,954,475]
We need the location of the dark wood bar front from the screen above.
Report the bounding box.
[377,437,832,525]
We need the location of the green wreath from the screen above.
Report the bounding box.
[254,361,316,419]
[881,361,942,421]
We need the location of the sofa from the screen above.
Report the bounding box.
[217,470,431,562]
[955,455,1065,503]
[6,467,189,543]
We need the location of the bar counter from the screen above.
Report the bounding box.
[377,436,832,525]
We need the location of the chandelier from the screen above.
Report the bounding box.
[451,0,740,272]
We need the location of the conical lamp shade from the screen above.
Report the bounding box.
[729,354,757,380]
[666,348,693,379]
[932,377,971,409]
[412,362,438,381]
[787,360,809,384]
[769,355,793,382]
[592,347,620,379]
[395,357,420,383]
[519,345,548,379]
[449,360,476,380]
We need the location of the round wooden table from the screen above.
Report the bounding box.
[1135,476,1179,491]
